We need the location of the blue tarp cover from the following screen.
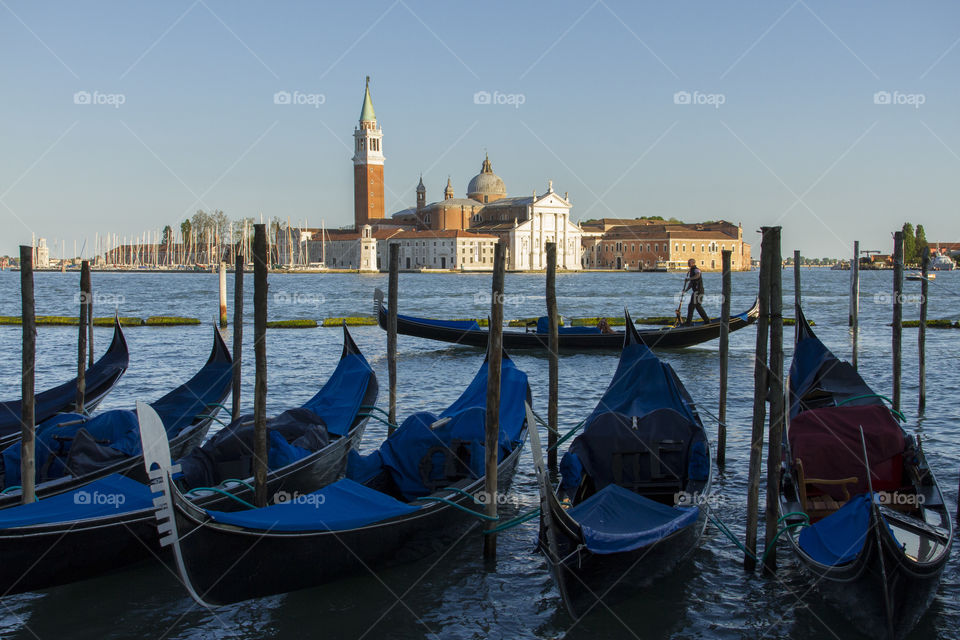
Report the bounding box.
[798,493,872,565]
[0,473,151,528]
[206,477,420,532]
[401,314,480,332]
[789,328,876,418]
[300,352,373,437]
[374,357,529,500]
[535,316,602,335]
[567,483,699,554]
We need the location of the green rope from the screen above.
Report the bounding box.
[186,486,256,509]
[413,496,500,521]
[358,413,400,430]
[482,507,540,534]
[0,486,39,501]
[220,478,256,493]
[438,487,483,504]
[708,510,811,565]
[196,414,229,428]
[204,403,230,413]
[549,420,585,451]
[836,394,906,422]
[360,405,390,418]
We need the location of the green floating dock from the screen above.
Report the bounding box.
[267,319,319,329]
[322,317,377,327]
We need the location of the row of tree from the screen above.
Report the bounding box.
[901,222,928,264]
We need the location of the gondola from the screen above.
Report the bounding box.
[529,310,712,620]
[144,351,530,606]
[0,326,231,507]
[374,289,758,351]
[0,325,376,596]
[778,306,953,640]
[0,317,129,447]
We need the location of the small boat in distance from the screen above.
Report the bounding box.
[374,289,759,351]
[906,271,934,281]
[931,253,955,271]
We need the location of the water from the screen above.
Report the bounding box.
[0,268,956,639]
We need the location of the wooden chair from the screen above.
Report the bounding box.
[795,458,859,521]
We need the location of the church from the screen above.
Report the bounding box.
[280,77,582,271]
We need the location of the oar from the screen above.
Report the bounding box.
[859,426,896,640]
[674,287,687,327]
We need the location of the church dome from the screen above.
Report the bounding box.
[466,154,506,202]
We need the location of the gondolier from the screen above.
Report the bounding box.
[683,259,710,325]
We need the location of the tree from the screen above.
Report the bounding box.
[915,224,928,262]
[161,225,173,246]
[902,222,916,264]
[180,219,192,244]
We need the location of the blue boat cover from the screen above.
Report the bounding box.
[0,473,152,529]
[567,483,699,554]
[585,341,699,427]
[401,314,480,332]
[300,351,374,437]
[789,321,877,418]
[206,478,420,532]
[798,493,872,565]
[535,316,603,335]
[368,356,529,500]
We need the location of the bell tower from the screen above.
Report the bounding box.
[353,76,385,229]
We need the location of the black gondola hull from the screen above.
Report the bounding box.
[544,506,707,620]
[168,430,525,606]
[377,301,758,351]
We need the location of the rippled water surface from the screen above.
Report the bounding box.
[0,267,956,639]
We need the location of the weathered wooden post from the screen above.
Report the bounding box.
[232,245,244,419]
[918,251,928,416]
[253,224,268,508]
[219,262,228,328]
[745,228,772,572]
[76,260,90,412]
[87,263,94,368]
[764,228,784,572]
[793,250,801,341]
[851,241,860,369]
[892,231,903,413]
[20,246,36,504]
[387,243,399,433]
[717,249,732,467]
[484,242,506,561]
[545,242,559,471]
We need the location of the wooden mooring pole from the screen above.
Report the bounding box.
[20,246,36,504]
[545,242,559,472]
[87,263,94,369]
[232,245,244,420]
[253,224,268,508]
[388,243,399,433]
[764,228,784,573]
[717,249,731,468]
[76,260,90,413]
[892,231,903,413]
[918,252,928,417]
[745,228,772,572]
[484,242,506,561]
[219,262,228,328]
[793,250,801,340]
[851,240,860,370]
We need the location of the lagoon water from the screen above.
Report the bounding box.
[0,267,956,639]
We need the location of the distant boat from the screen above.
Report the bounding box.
[906,272,934,282]
[931,254,954,271]
[831,261,850,271]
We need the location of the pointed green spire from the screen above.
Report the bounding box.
[360,75,376,122]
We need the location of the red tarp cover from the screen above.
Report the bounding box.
[789,405,904,500]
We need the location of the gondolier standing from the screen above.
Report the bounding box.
[683,258,710,325]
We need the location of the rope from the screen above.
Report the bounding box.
[836,394,906,422]
[482,506,540,534]
[220,478,256,493]
[707,509,810,565]
[412,496,500,521]
[196,414,229,428]
[358,413,400,430]
[204,403,230,413]
[185,486,256,509]
[360,405,391,418]
[549,421,585,451]
[438,487,483,505]
[0,486,39,501]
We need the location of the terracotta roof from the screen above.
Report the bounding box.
[386,229,498,239]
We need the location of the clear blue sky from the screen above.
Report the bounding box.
[1,1,958,258]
